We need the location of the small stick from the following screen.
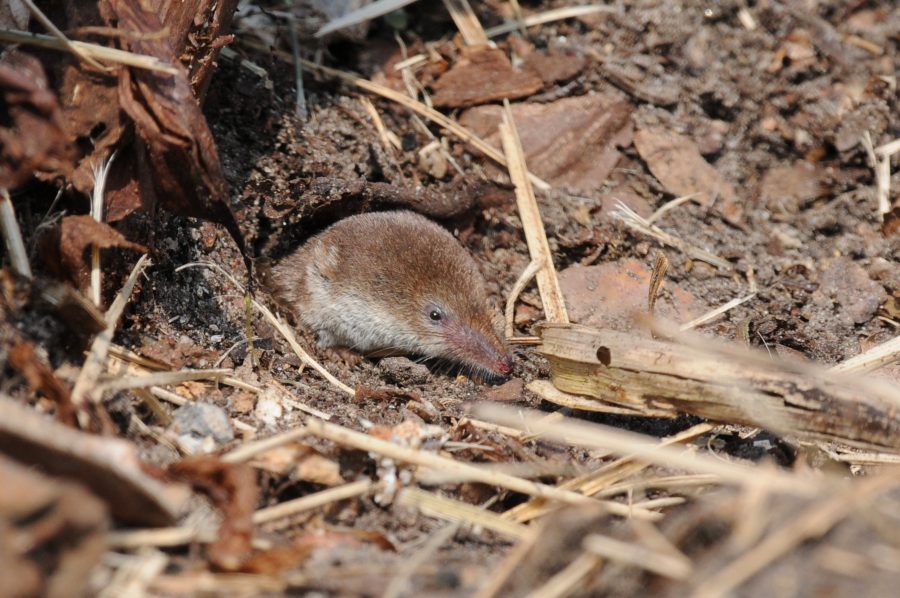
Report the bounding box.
[383,521,460,598]
[71,255,151,421]
[442,0,489,46]
[648,253,668,315]
[679,293,756,331]
[646,192,702,225]
[0,189,32,278]
[611,201,732,270]
[304,418,659,519]
[0,29,178,74]
[21,0,107,71]
[582,533,692,579]
[830,334,900,374]
[523,552,603,598]
[504,257,544,338]
[499,101,569,324]
[221,427,309,463]
[397,486,528,538]
[98,368,231,392]
[253,479,372,525]
[475,404,822,496]
[484,5,620,38]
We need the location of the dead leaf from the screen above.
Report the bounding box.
[40,215,147,290]
[759,161,827,213]
[0,395,189,525]
[0,50,74,189]
[0,454,109,598]
[459,95,633,194]
[169,455,259,571]
[7,341,76,426]
[522,49,586,85]
[99,1,247,263]
[431,46,542,108]
[478,378,525,402]
[558,259,704,332]
[633,126,743,225]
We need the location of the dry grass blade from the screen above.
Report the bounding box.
[99,368,230,392]
[176,262,354,396]
[500,101,569,324]
[691,472,900,597]
[21,0,107,71]
[503,422,714,523]
[0,188,32,278]
[315,0,420,37]
[0,29,179,74]
[475,404,821,496]
[221,427,309,463]
[383,522,460,598]
[523,552,603,598]
[862,132,891,217]
[442,0,488,45]
[830,334,900,374]
[679,293,756,331]
[71,255,151,418]
[611,201,732,270]
[582,533,692,579]
[304,418,660,519]
[238,41,550,190]
[473,527,541,598]
[397,486,528,538]
[505,256,544,338]
[253,479,373,526]
[646,192,702,225]
[484,5,620,38]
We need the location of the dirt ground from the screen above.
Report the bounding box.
[3,0,900,596]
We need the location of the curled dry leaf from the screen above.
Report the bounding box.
[169,455,259,571]
[633,126,743,225]
[99,0,247,259]
[7,341,77,426]
[38,215,146,290]
[0,50,74,189]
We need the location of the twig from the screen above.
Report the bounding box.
[505,257,544,338]
[383,522,460,598]
[0,29,179,74]
[315,0,420,37]
[679,293,756,331]
[484,5,620,38]
[475,404,822,496]
[830,334,900,374]
[0,188,32,278]
[646,192,702,225]
[253,479,372,525]
[442,0,489,45]
[523,552,603,598]
[397,486,528,538]
[499,101,569,324]
[691,472,900,597]
[221,427,309,463]
[176,262,355,396]
[98,368,231,392]
[304,418,660,519]
[582,533,692,579]
[71,255,151,421]
[21,0,107,71]
[611,201,732,270]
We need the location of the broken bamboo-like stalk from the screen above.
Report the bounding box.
[536,323,900,453]
[499,101,569,324]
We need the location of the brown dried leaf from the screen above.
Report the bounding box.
[7,341,76,426]
[431,46,542,108]
[558,259,704,332]
[42,215,146,289]
[0,454,109,598]
[522,49,586,85]
[459,95,633,194]
[0,395,189,525]
[634,126,743,224]
[0,50,74,189]
[101,0,247,258]
[169,456,259,571]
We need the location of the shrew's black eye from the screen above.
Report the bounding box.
[429,309,442,321]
